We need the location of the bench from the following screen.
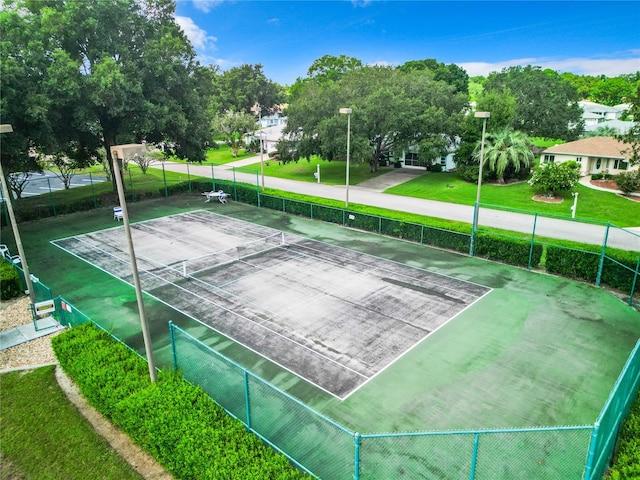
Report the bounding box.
[114,206,123,221]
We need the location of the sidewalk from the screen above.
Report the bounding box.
[0,317,65,351]
[153,159,640,252]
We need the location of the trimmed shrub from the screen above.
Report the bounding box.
[0,260,22,300]
[475,234,542,268]
[51,323,308,479]
[545,245,600,283]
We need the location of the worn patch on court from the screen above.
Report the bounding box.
[52,210,491,399]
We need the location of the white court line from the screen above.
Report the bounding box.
[51,233,367,400]
[38,186,63,191]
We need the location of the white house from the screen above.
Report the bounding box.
[540,136,637,176]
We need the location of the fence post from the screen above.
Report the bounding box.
[47,178,57,217]
[186,163,192,194]
[527,213,538,271]
[244,370,251,429]
[583,423,600,480]
[232,167,237,200]
[128,169,134,202]
[353,433,361,480]
[629,254,640,306]
[89,172,97,208]
[596,222,610,286]
[469,433,480,480]
[2,200,9,226]
[169,321,178,370]
[162,163,168,197]
[469,202,478,256]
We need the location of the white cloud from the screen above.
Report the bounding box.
[459,56,640,77]
[175,16,217,50]
[191,0,224,14]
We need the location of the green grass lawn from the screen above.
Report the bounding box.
[237,155,393,185]
[386,171,640,227]
[0,366,143,480]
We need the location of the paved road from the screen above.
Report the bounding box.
[0,171,107,200]
[152,159,640,252]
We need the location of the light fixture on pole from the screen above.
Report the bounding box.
[110,144,157,382]
[339,108,352,208]
[0,124,37,306]
[473,111,490,232]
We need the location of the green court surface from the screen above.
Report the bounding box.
[4,194,640,437]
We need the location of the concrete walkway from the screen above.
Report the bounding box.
[155,158,640,252]
[0,317,65,351]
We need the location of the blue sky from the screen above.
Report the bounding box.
[174,1,640,85]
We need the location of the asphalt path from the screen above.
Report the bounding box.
[154,160,640,252]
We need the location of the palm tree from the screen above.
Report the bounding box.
[474,128,534,184]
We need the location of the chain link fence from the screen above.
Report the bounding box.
[4,267,636,479]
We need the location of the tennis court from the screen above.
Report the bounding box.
[52,210,490,399]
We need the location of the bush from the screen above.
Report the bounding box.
[51,324,308,479]
[615,171,640,195]
[608,396,640,479]
[456,164,491,183]
[0,260,22,300]
[591,173,604,180]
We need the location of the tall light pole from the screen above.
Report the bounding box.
[339,108,352,208]
[251,104,265,191]
[473,111,490,231]
[110,145,157,382]
[0,124,37,306]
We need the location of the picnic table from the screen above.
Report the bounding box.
[203,190,228,204]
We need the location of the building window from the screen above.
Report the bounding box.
[614,159,629,170]
[576,157,582,164]
[404,152,419,166]
[544,155,555,163]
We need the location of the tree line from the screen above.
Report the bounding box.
[1,0,638,193]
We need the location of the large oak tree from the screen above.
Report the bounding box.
[1,0,215,191]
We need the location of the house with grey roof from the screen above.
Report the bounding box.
[540,136,637,176]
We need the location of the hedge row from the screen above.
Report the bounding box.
[51,323,308,480]
[475,234,543,268]
[4,178,638,296]
[546,245,639,292]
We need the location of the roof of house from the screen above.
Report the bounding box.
[542,136,629,159]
